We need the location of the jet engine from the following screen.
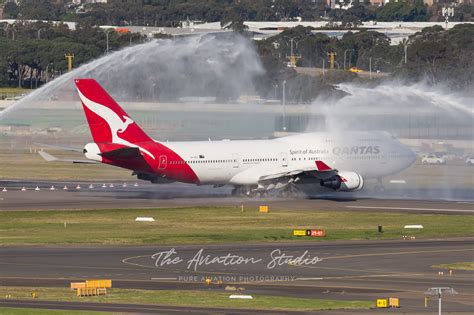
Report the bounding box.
[320,172,364,192]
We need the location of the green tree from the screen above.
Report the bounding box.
[3,2,19,19]
[376,0,430,22]
[17,0,66,20]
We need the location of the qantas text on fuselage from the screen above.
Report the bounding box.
[61,79,417,196]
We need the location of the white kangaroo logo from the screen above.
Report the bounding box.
[77,89,155,160]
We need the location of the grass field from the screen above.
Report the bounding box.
[433,262,474,270]
[0,148,131,181]
[1,207,472,245]
[0,308,111,315]
[0,87,31,94]
[0,287,372,312]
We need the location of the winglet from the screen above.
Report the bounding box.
[315,160,333,171]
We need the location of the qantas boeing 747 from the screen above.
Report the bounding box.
[40,79,416,196]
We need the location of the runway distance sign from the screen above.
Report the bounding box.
[309,229,326,237]
[293,229,326,237]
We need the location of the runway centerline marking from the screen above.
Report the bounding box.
[0,261,139,271]
[121,255,157,269]
[324,248,473,260]
[151,277,178,280]
[321,273,425,280]
[345,205,474,213]
[295,277,323,280]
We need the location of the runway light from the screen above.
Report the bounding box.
[102,184,107,188]
[2,187,7,192]
[21,187,26,191]
[35,186,40,191]
[122,183,127,188]
[89,184,94,189]
[50,186,55,191]
[63,185,68,190]
[133,182,139,187]
[425,287,457,315]
[76,185,81,190]
[109,184,114,188]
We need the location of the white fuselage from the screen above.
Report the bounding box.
[161,131,416,186]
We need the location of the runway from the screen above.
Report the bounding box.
[1,179,473,313]
[0,299,299,314]
[1,180,473,214]
[1,239,473,313]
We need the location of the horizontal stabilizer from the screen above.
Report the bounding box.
[38,150,99,164]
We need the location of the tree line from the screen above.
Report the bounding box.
[255,23,473,101]
[0,21,472,101]
[0,21,145,88]
[2,0,471,27]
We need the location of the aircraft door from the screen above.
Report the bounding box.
[231,153,240,168]
[158,155,167,169]
[280,152,288,167]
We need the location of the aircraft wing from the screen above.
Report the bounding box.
[38,151,99,164]
[258,160,338,188]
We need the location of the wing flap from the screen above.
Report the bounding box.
[258,160,338,185]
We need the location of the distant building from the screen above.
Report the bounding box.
[72,0,108,3]
[370,0,386,6]
[327,0,353,9]
[108,0,142,3]
[423,0,435,6]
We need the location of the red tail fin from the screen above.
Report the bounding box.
[75,79,152,145]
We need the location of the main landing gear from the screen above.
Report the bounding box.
[231,186,261,198]
[373,178,386,193]
[231,185,299,198]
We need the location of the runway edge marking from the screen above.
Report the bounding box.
[345,206,474,213]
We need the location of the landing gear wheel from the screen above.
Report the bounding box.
[373,179,385,193]
[232,186,260,198]
[231,187,244,197]
[278,185,299,198]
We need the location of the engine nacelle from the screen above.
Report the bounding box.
[320,172,364,192]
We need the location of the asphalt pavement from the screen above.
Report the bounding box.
[1,239,473,313]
